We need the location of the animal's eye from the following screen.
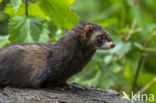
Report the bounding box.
[97,36,104,41]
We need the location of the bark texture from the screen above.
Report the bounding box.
[0,82,142,103]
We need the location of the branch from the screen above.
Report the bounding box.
[0,82,141,103]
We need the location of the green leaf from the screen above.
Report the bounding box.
[39,22,50,43]
[40,0,78,29]
[4,3,25,16]
[0,0,2,3]
[133,42,144,50]
[9,15,49,43]
[5,2,47,20]
[64,0,75,7]
[10,0,22,12]
[111,42,132,58]
[29,2,48,20]
[0,35,9,48]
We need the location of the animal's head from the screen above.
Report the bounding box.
[80,22,115,50]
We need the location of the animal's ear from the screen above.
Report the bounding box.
[83,25,93,39]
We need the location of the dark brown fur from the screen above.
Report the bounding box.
[0,22,115,88]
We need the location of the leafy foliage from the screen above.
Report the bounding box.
[4,3,25,17]
[3,0,78,44]
[0,35,9,47]
[70,0,156,99]
[10,0,22,12]
[0,0,156,101]
[9,15,49,42]
[5,2,47,19]
[40,0,78,29]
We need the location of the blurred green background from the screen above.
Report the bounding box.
[0,0,156,101]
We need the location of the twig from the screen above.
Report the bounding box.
[131,31,156,92]
[131,53,144,92]
[124,20,142,41]
[138,77,156,94]
[125,20,136,41]
[144,31,156,47]
[144,48,156,52]
[25,0,28,17]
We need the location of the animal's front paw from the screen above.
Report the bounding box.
[54,82,72,90]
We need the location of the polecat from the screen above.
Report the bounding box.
[0,22,115,88]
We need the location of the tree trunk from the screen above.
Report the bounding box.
[0,82,142,103]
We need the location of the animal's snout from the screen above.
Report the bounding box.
[110,42,115,48]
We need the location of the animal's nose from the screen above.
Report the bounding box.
[110,42,115,48]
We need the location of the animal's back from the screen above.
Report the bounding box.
[0,43,52,88]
